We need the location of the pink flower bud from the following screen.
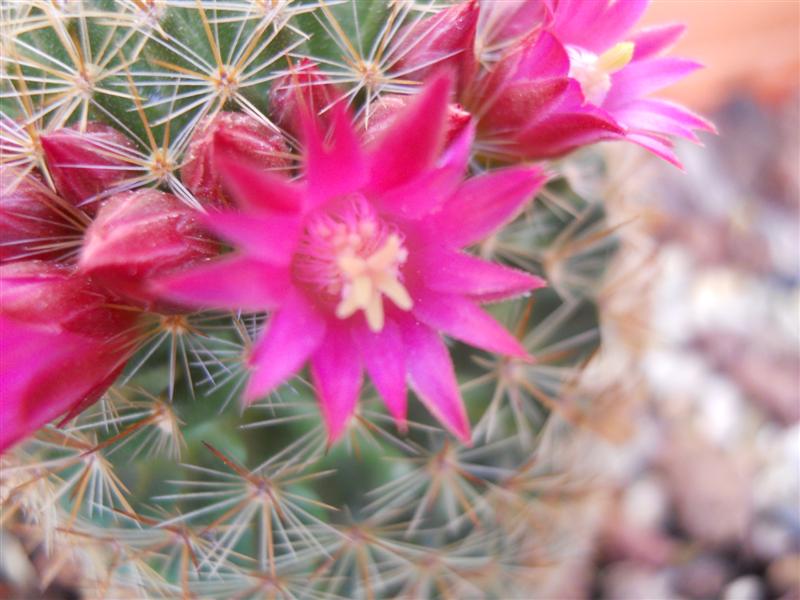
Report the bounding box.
[40,122,136,215]
[0,166,84,262]
[181,111,290,207]
[269,59,344,139]
[362,94,472,147]
[391,0,479,94]
[0,261,140,451]
[79,189,216,310]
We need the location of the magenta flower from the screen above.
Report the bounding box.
[547,0,716,166]
[157,75,546,443]
[0,262,140,452]
[469,30,625,161]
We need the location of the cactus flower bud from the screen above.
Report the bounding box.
[0,166,83,262]
[269,58,344,139]
[391,0,479,94]
[40,122,136,215]
[0,261,140,452]
[181,111,290,207]
[363,94,472,147]
[79,189,216,311]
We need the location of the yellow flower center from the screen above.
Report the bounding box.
[567,42,635,105]
[294,198,413,332]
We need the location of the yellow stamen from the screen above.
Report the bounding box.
[597,42,635,74]
[334,234,412,332]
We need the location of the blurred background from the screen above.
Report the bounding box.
[541,2,800,598]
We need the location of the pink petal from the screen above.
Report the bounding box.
[514,110,624,158]
[478,78,568,135]
[302,102,367,207]
[244,290,327,402]
[582,0,648,52]
[615,102,703,143]
[624,98,717,134]
[203,211,301,266]
[400,317,470,443]
[367,73,452,193]
[605,58,703,109]
[434,166,546,247]
[551,0,647,53]
[509,31,570,82]
[375,121,474,220]
[214,144,304,214]
[0,317,128,451]
[475,32,569,123]
[352,319,407,426]
[632,24,687,61]
[310,325,363,444]
[550,0,605,45]
[412,291,529,359]
[421,250,546,302]
[627,132,684,169]
[153,255,290,311]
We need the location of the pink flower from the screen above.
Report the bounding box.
[469,30,625,160]
[0,261,140,452]
[156,75,546,443]
[390,0,479,95]
[79,189,216,311]
[547,0,716,166]
[182,111,290,207]
[40,122,136,214]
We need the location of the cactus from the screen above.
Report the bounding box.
[0,1,711,598]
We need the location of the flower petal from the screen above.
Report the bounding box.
[352,318,407,426]
[551,0,647,53]
[626,132,684,169]
[203,211,301,266]
[514,109,623,158]
[375,121,474,220]
[606,57,703,109]
[400,317,470,443]
[0,317,128,451]
[421,250,546,302]
[367,73,452,193]
[632,24,687,61]
[434,166,546,247]
[214,141,304,214]
[245,290,327,403]
[310,324,363,444]
[412,291,529,358]
[153,255,289,311]
[302,102,367,207]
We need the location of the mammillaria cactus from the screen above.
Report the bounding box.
[0,1,711,597]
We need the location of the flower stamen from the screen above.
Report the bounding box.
[294,198,413,332]
[567,41,635,105]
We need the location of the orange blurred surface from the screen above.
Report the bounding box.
[642,0,800,109]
